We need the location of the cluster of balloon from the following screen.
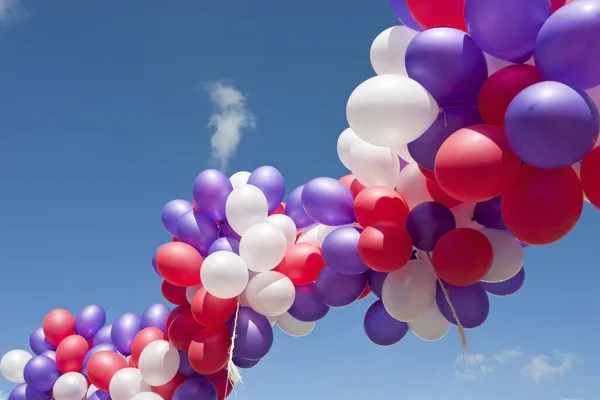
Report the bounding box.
[3,0,600,399]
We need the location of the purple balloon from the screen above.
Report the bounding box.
[481,267,525,296]
[177,351,201,378]
[151,249,160,276]
[23,355,60,391]
[465,0,550,62]
[7,384,27,400]
[474,197,506,230]
[173,377,217,400]
[407,105,483,170]
[75,305,107,340]
[29,328,56,355]
[40,350,56,361]
[505,81,599,168]
[82,344,117,375]
[92,324,112,346]
[231,307,273,360]
[88,391,111,400]
[176,210,219,256]
[315,267,367,308]
[285,185,315,229]
[399,156,409,170]
[288,284,330,322]
[406,28,488,103]
[389,0,422,31]
[436,282,490,329]
[535,0,600,90]
[208,237,240,255]
[161,200,194,236]
[25,386,49,400]
[140,303,171,333]
[192,169,233,222]
[364,300,409,346]
[367,270,387,299]
[301,177,355,226]
[247,166,286,213]
[233,355,260,369]
[406,202,456,251]
[218,221,241,240]
[321,227,368,275]
[110,312,141,356]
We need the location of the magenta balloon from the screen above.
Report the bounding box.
[436,282,489,328]
[161,200,193,236]
[301,177,355,226]
[175,210,219,256]
[192,169,233,222]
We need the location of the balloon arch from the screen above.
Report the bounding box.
[3,0,600,399]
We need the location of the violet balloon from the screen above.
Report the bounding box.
[110,312,141,356]
[173,377,217,400]
[82,344,117,375]
[23,355,60,391]
[92,324,112,346]
[363,300,409,346]
[192,169,233,222]
[88,391,111,400]
[436,282,490,329]
[367,270,387,299]
[177,351,200,378]
[247,166,286,213]
[285,185,315,229]
[505,81,599,168]
[406,202,456,252]
[24,386,49,400]
[231,307,274,361]
[39,351,55,361]
[481,267,525,296]
[176,210,219,256]
[315,267,368,308]
[474,197,506,230]
[218,221,241,240]
[288,284,330,322]
[208,237,240,255]
[7,384,27,400]
[140,303,170,333]
[29,328,55,355]
[75,305,106,340]
[233,355,260,369]
[161,200,193,236]
[406,28,488,103]
[301,177,355,226]
[389,0,422,31]
[321,227,368,275]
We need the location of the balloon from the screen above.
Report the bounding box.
[348,139,400,188]
[370,26,418,76]
[176,211,219,256]
[188,325,230,375]
[353,186,409,228]
[56,335,89,373]
[191,286,237,327]
[109,367,150,400]
[74,306,106,342]
[247,166,286,213]
[245,271,295,317]
[501,165,584,245]
[480,229,524,283]
[284,185,315,229]
[315,267,367,307]
[155,242,203,287]
[172,377,217,400]
[1,350,32,383]
[581,147,600,209]
[465,0,550,62]
[452,202,484,230]
[478,65,543,127]
[276,313,316,337]
[367,270,387,299]
[337,128,359,170]
[434,125,521,202]
[168,308,204,351]
[225,184,268,236]
[232,307,273,360]
[436,282,490,328]
[193,169,233,222]
[133,393,165,400]
[138,340,180,386]
[301,177,355,226]
[535,0,600,90]
[364,300,409,346]
[504,81,599,168]
[23,355,60,391]
[8,384,47,400]
[239,222,287,272]
[161,280,188,305]
[140,303,171,333]
[52,372,88,400]
[407,0,467,30]
[42,309,76,347]
[229,171,250,189]
[206,369,233,400]
[208,237,240,255]
[88,387,111,400]
[266,214,297,246]
[111,313,141,356]
[395,163,433,209]
[295,223,320,245]
[408,303,450,341]
[233,355,259,369]
[322,227,369,275]
[177,351,199,379]
[161,200,194,236]
[82,344,117,375]
[200,251,249,299]
[217,221,241,240]
[357,222,413,273]
[346,74,439,147]
[481,267,525,296]
[92,325,112,347]
[40,350,55,361]
[339,174,367,198]
[473,197,506,230]
[425,178,462,209]
[274,243,326,285]
[28,328,56,356]
[405,202,456,251]
[389,0,423,31]
[130,328,165,366]
[288,284,330,322]
[87,351,127,392]
[406,28,487,103]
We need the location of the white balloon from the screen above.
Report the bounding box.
[480,229,524,283]
[408,303,450,342]
[0,349,32,383]
[266,314,282,326]
[452,202,484,230]
[225,184,268,236]
[138,340,179,386]
[346,74,439,147]
[240,222,287,272]
[131,393,164,400]
[337,128,360,170]
[393,144,415,164]
[349,139,399,188]
[276,313,315,337]
[201,251,249,299]
[317,225,337,245]
[266,214,297,247]
[229,171,251,189]
[370,26,417,76]
[109,368,151,400]
[87,385,100,398]
[382,259,437,322]
[53,372,88,400]
[245,271,296,317]
[185,285,202,304]
[395,163,432,209]
[296,223,321,245]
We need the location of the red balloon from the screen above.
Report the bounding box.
[42,309,76,347]
[357,222,413,273]
[353,186,410,228]
[155,242,203,287]
[152,373,186,400]
[165,305,191,341]
[478,65,542,127]
[551,0,567,12]
[130,327,165,365]
[357,284,371,301]
[207,368,234,400]
[128,356,137,368]
[274,243,326,285]
[191,287,237,327]
[426,178,462,209]
[581,147,600,210]
[432,228,493,286]
[172,237,180,242]
[339,174,366,198]
[407,0,467,31]
[168,308,204,351]
[418,165,436,181]
[55,335,89,373]
[188,325,231,375]
[501,165,583,245]
[269,203,286,215]
[161,280,188,305]
[86,351,127,392]
[434,124,521,202]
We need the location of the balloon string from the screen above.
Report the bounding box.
[226,302,243,392]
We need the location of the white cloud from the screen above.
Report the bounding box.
[522,351,580,383]
[494,347,523,364]
[454,353,493,381]
[0,391,7,400]
[560,397,581,400]
[0,0,19,23]
[204,81,255,171]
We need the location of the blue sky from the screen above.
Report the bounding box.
[0,0,597,399]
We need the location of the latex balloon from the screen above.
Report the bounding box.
[480,229,524,283]
[167,309,203,351]
[274,243,326,285]
[436,282,490,328]
[285,185,315,229]
[389,0,423,31]
[276,313,316,337]
[245,271,296,317]
[206,369,233,400]
[407,303,450,341]
[225,184,269,236]
[155,242,203,287]
[481,267,525,296]
[288,284,330,322]
[339,174,367,198]
[425,178,462,209]
[395,163,433,209]
[28,328,56,356]
[132,393,164,400]
[130,328,165,366]
[364,300,409,346]
[353,186,409,228]
[229,171,251,189]
[190,286,237,327]
[315,267,368,308]
[406,0,467,31]
[151,373,186,400]
[188,325,230,375]
[358,222,413,273]
[111,313,141,356]
[161,281,188,306]
[301,177,356,225]
[42,309,76,347]
[337,128,360,170]
[172,377,218,400]
[109,367,150,400]
[192,169,233,223]
[239,222,287,272]
[266,214,297,246]
[232,307,274,360]
[161,200,194,236]
[52,372,88,400]
[247,165,286,213]
[201,251,249,299]
[322,227,369,275]
[581,147,600,209]
[55,335,89,373]
[1,350,32,383]
[370,26,418,76]
[86,351,128,392]
[75,305,106,341]
[138,340,180,386]
[348,139,400,188]
[405,201,456,251]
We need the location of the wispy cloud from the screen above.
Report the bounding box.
[0,0,21,24]
[0,391,7,400]
[204,81,255,171]
[560,397,581,400]
[494,347,523,364]
[521,351,580,383]
[454,353,493,381]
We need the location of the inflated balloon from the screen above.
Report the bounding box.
[52,372,88,400]
[239,222,287,272]
[348,138,399,188]
[161,281,188,306]
[353,186,409,228]
[367,270,387,299]
[406,0,467,31]
[132,393,165,400]
[337,128,359,170]
[405,202,455,251]
[247,166,286,213]
[339,174,366,198]
[1,350,32,383]
[232,307,274,360]
[395,163,433,209]
[285,185,315,229]
[172,377,217,400]
[201,251,249,299]
[109,367,150,400]
[288,284,330,322]
[167,308,203,351]
[152,373,187,400]
[245,271,295,317]
[42,309,76,347]
[389,0,423,31]
[161,200,194,236]
[274,243,326,285]
[581,147,600,209]
[130,328,165,366]
[233,356,260,369]
[276,313,316,337]
[192,169,233,222]
[155,242,203,287]
[55,335,89,373]
[480,229,524,283]
[436,282,490,328]
[111,313,141,356]
[481,267,525,296]
[301,177,356,225]
[138,340,180,386]
[24,355,61,391]
[176,210,219,256]
[75,305,106,341]
[229,171,250,189]
[140,303,170,333]
[28,329,56,356]
[315,267,367,307]
[364,300,409,346]
[451,202,484,230]
[266,214,297,246]
[370,26,417,76]
[322,227,369,275]
[217,221,241,241]
[206,369,233,400]
[358,222,413,273]
[407,303,450,341]
[225,184,269,236]
[473,197,506,230]
[425,178,462,209]
[190,286,237,327]
[188,325,230,375]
